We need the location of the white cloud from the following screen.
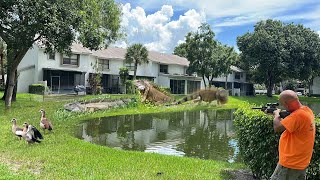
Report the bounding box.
[114,3,206,53]
[131,0,319,27]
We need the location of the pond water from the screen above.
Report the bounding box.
[75,109,240,163]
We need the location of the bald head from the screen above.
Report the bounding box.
[279,90,301,111]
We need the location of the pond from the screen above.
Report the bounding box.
[75,109,241,163]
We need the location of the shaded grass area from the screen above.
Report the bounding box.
[0,92,246,179]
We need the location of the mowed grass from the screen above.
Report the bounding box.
[0,92,318,179]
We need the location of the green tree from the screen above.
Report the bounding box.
[119,67,129,94]
[181,23,217,88]
[173,43,187,58]
[209,43,238,89]
[0,0,122,108]
[237,19,320,97]
[282,24,320,93]
[88,60,102,95]
[125,43,149,80]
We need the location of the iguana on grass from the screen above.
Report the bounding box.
[175,88,228,105]
[133,80,173,105]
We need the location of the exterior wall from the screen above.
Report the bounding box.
[168,64,186,75]
[17,45,39,92]
[311,77,320,95]
[17,68,35,93]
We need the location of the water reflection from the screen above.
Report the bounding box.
[75,109,240,162]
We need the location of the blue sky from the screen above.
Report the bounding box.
[114,0,320,53]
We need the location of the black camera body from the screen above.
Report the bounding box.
[252,102,290,119]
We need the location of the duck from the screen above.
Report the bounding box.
[24,123,43,144]
[39,109,53,133]
[11,118,24,140]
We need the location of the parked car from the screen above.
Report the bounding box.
[296,92,303,96]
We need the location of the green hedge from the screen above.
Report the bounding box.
[29,84,45,94]
[233,105,320,179]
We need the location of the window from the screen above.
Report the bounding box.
[187,81,200,94]
[235,72,241,80]
[98,59,110,71]
[62,54,79,66]
[170,79,185,94]
[159,64,168,74]
[125,63,135,71]
[48,52,55,60]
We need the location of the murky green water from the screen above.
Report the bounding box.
[75,109,240,163]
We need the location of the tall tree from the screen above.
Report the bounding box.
[0,0,122,108]
[237,19,320,97]
[125,43,149,80]
[0,38,6,86]
[184,23,217,88]
[237,20,284,97]
[211,43,238,89]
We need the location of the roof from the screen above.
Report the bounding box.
[70,44,189,66]
[230,65,244,72]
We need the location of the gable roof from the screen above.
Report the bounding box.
[70,44,189,66]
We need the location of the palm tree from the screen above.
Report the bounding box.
[125,43,149,80]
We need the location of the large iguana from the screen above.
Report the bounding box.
[175,88,228,105]
[133,80,173,105]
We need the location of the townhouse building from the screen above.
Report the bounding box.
[17,44,253,95]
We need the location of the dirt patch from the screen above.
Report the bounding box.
[0,155,42,175]
[221,169,256,180]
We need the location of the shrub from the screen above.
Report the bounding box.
[234,105,320,179]
[29,84,45,94]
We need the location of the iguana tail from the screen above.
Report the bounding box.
[174,91,200,105]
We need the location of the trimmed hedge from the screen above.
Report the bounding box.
[29,84,45,94]
[234,104,320,179]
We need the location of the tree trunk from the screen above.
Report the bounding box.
[5,69,15,108]
[202,76,206,89]
[266,80,273,97]
[133,61,138,80]
[1,76,8,100]
[4,48,28,108]
[12,70,17,101]
[225,76,228,90]
[0,53,4,85]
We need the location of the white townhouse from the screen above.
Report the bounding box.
[17,44,203,94]
[17,43,254,95]
[208,66,254,96]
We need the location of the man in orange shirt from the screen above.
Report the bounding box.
[270,90,315,179]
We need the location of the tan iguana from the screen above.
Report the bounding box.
[133,80,173,105]
[175,88,228,105]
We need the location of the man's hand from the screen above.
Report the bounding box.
[273,109,286,133]
[273,109,281,117]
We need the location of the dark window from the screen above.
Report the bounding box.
[62,54,79,66]
[235,72,241,80]
[98,59,110,71]
[48,53,55,60]
[159,64,168,74]
[125,63,135,71]
[170,79,185,94]
[187,81,201,94]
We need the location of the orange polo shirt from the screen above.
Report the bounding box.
[279,106,315,170]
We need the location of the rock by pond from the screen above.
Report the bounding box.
[64,98,133,112]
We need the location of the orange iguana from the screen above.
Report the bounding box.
[133,80,173,105]
[175,88,228,105]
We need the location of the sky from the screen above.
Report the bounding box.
[113,0,320,54]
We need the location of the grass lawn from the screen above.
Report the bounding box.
[0,92,318,179]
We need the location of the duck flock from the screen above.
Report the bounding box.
[11,109,53,144]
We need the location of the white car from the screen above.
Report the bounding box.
[296,92,303,96]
